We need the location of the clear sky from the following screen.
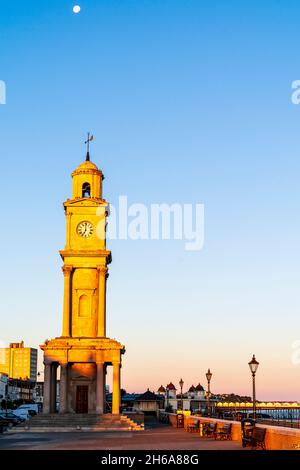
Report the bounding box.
[1,0,300,400]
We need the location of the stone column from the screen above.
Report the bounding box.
[59,363,68,414]
[62,266,73,337]
[103,364,107,413]
[43,363,51,414]
[97,266,107,337]
[112,362,121,415]
[50,363,57,413]
[96,363,104,414]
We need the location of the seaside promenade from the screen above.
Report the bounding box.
[0,426,242,450]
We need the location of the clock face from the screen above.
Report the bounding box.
[77,221,94,238]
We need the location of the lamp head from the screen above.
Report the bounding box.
[248,355,259,374]
[206,368,212,382]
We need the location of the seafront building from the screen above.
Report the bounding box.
[0,341,37,381]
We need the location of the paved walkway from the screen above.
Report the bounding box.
[0,425,244,450]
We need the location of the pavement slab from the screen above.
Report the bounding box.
[0,426,244,450]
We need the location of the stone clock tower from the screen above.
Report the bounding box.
[40,149,125,416]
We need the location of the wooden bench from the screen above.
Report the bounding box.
[214,423,232,441]
[187,419,200,433]
[202,422,217,438]
[250,427,266,450]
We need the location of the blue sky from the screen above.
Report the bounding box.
[1,0,300,399]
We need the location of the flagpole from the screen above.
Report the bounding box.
[84,132,94,161]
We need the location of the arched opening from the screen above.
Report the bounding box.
[82,182,91,198]
[78,294,89,317]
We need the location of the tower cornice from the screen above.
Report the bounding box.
[71,167,103,177]
[59,249,112,263]
[63,198,108,207]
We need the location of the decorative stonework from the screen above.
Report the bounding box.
[97,266,108,275]
[62,265,73,276]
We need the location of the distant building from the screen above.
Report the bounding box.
[106,392,140,413]
[187,385,196,398]
[33,380,60,410]
[0,341,38,381]
[7,378,35,402]
[33,381,44,405]
[157,385,166,395]
[134,389,164,415]
[194,383,205,399]
[157,380,213,413]
[166,382,177,399]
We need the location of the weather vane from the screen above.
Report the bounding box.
[85,132,94,161]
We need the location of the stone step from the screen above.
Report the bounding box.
[24,420,125,425]
[20,422,125,427]
[30,414,127,418]
[27,422,126,426]
[26,417,124,422]
[11,427,142,433]
[26,420,125,424]
[32,417,122,420]
[28,417,123,420]
[23,422,142,427]
[13,413,144,433]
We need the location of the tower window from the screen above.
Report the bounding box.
[82,182,91,198]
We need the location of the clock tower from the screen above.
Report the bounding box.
[61,158,109,339]
[40,149,125,416]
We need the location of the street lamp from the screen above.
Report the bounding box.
[179,378,184,410]
[248,354,259,420]
[206,369,212,416]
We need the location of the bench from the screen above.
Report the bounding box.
[250,427,266,450]
[214,423,232,441]
[202,422,217,438]
[187,419,200,433]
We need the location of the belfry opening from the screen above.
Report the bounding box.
[82,182,91,198]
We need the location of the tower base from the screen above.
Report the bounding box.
[40,337,125,415]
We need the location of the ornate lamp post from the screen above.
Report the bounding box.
[179,378,184,410]
[206,369,212,416]
[248,355,259,420]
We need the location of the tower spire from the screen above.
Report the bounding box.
[84,132,94,161]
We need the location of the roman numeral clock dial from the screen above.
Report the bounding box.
[77,221,94,238]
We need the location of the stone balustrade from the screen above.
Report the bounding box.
[161,412,300,450]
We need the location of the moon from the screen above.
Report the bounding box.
[73,5,81,14]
